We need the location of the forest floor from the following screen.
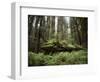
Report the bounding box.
[28,50,88,66]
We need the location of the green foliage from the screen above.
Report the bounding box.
[42,39,68,48]
[28,52,45,66]
[28,50,88,66]
[41,39,82,49]
[59,40,68,47]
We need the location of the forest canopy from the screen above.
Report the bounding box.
[28,15,88,66]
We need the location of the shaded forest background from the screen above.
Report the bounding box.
[28,15,88,66]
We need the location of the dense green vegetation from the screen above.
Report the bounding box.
[28,50,87,66]
[28,15,88,66]
[41,39,83,53]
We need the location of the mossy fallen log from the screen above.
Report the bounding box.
[40,45,83,53]
[40,40,84,53]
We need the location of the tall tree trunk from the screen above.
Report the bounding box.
[34,16,41,53]
[55,16,58,40]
